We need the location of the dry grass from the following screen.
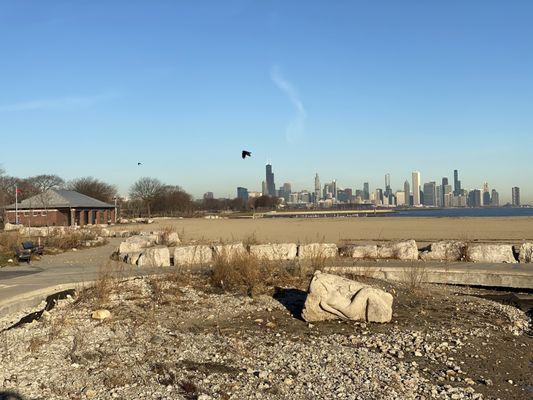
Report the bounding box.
[159,226,178,246]
[402,263,428,293]
[0,231,22,264]
[44,230,103,251]
[210,252,293,296]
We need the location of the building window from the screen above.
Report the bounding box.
[41,211,47,216]
[24,211,29,217]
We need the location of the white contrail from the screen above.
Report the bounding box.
[270,65,307,143]
[0,92,118,112]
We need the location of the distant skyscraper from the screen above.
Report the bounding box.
[491,189,500,207]
[443,184,453,207]
[363,182,370,201]
[512,187,521,206]
[482,183,491,206]
[403,180,410,206]
[265,164,276,197]
[261,181,267,196]
[375,188,383,205]
[453,170,462,196]
[423,182,437,206]
[203,192,214,200]
[412,171,421,206]
[314,173,321,203]
[331,179,337,199]
[468,189,482,208]
[237,187,248,204]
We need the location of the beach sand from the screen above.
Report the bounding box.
[117,216,533,245]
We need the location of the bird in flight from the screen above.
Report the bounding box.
[242,150,252,159]
[137,162,142,166]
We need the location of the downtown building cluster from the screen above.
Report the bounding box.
[236,164,522,208]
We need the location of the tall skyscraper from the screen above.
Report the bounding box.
[491,189,500,207]
[412,171,421,206]
[331,179,337,199]
[261,181,267,196]
[403,180,410,206]
[265,163,276,197]
[482,183,491,206]
[453,170,462,196]
[363,182,370,201]
[468,189,482,207]
[512,187,521,206]
[423,182,437,206]
[314,173,321,203]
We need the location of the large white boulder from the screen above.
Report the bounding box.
[118,235,159,254]
[298,243,338,259]
[340,244,378,259]
[302,271,393,323]
[174,245,213,265]
[377,240,419,261]
[518,243,533,263]
[212,243,247,261]
[465,244,516,263]
[420,241,466,261]
[249,243,297,261]
[137,246,170,267]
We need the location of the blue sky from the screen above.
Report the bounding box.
[1,1,532,202]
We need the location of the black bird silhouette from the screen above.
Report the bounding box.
[241,150,252,159]
[137,162,142,166]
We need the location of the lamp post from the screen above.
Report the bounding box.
[15,184,18,225]
[113,196,118,223]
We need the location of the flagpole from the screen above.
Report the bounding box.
[15,184,18,225]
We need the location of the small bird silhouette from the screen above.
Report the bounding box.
[241,150,252,159]
[137,162,142,166]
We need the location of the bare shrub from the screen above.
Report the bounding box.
[210,252,288,296]
[242,233,259,247]
[159,226,178,245]
[402,263,428,292]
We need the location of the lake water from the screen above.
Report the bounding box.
[392,208,533,218]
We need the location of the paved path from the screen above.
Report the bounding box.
[326,261,533,290]
[0,238,163,318]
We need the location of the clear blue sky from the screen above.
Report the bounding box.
[1,1,532,202]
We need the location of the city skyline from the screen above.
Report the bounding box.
[234,163,527,206]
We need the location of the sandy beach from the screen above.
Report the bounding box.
[117,216,533,245]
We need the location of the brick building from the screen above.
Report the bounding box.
[4,189,116,227]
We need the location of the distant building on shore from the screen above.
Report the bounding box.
[423,182,437,206]
[512,187,521,206]
[266,164,276,197]
[237,187,249,204]
[491,189,500,207]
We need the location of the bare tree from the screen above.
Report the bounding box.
[67,177,117,203]
[26,174,64,227]
[129,177,164,218]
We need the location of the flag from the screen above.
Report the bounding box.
[16,188,22,194]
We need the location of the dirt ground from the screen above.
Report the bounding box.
[111,217,533,245]
[0,269,531,400]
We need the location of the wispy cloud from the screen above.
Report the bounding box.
[270,65,307,143]
[0,92,119,112]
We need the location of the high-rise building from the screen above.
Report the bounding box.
[512,187,521,206]
[331,179,337,199]
[491,189,500,207]
[237,187,248,204]
[468,189,482,207]
[453,170,462,196]
[436,186,443,207]
[482,183,491,206]
[423,182,437,206]
[403,180,411,206]
[314,173,321,203]
[375,188,383,205]
[363,182,370,201]
[443,184,453,207]
[265,163,276,197]
[261,181,267,196]
[396,191,406,206]
[203,192,214,200]
[412,171,421,206]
